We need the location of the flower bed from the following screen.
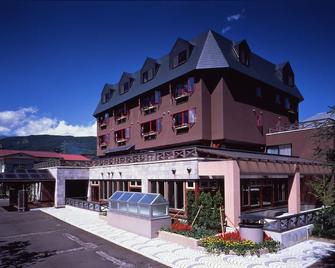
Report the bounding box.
[201,231,280,256]
[162,222,216,239]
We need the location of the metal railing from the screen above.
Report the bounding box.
[268,118,334,134]
[65,197,108,213]
[263,208,321,233]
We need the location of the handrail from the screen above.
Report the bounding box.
[34,146,199,169]
[263,207,322,233]
[65,197,108,213]
[268,118,334,134]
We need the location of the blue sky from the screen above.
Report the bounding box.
[0,1,334,136]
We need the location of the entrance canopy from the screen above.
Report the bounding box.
[0,169,55,183]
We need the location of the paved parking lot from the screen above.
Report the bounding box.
[0,210,167,268]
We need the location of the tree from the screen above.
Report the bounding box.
[309,106,335,238]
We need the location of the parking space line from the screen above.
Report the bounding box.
[0,229,65,240]
[95,250,135,268]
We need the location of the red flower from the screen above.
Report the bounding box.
[220,231,241,241]
[171,222,192,232]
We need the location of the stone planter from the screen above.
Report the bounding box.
[158,230,200,249]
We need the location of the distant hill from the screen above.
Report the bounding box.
[0,135,97,155]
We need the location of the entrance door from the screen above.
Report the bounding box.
[91,186,99,202]
[262,186,272,207]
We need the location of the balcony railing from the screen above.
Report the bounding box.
[115,114,127,124]
[268,118,333,134]
[263,207,321,233]
[34,147,199,169]
[174,123,189,131]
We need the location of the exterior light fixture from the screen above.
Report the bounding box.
[171,168,176,175]
[187,168,192,174]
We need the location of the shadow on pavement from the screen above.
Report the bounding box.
[309,244,335,268]
[0,240,56,267]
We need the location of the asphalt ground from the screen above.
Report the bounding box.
[0,210,168,268]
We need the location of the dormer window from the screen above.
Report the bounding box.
[101,86,113,104]
[276,62,295,87]
[172,50,187,68]
[256,87,262,98]
[142,68,154,83]
[169,38,193,69]
[123,82,129,93]
[275,94,281,104]
[234,40,251,66]
[119,73,134,94]
[239,49,250,66]
[283,73,294,87]
[140,57,159,84]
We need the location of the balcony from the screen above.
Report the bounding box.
[116,138,127,146]
[142,103,157,116]
[143,131,157,141]
[100,142,107,150]
[174,123,190,134]
[174,90,190,103]
[99,120,108,130]
[115,114,127,124]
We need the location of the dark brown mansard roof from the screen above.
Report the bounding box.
[94,30,304,116]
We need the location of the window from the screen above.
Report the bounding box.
[173,50,187,68]
[141,90,161,114]
[186,181,195,189]
[141,119,161,140]
[275,94,281,104]
[173,77,195,103]
[129,180,142,192]
[256,87,262,98]
[239,49,250,66]
[283,72,294,87]
[115,128,130,146]
[99,134,109,149]
[115,105,128,124]
[123,82,129,93]
[142,68,154,83]
[173,109,196,134]
[266,144,292,156]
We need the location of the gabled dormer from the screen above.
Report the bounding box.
[119,72,134,95]
[101,84,114,104]
[233,40,251,66]
[140,57,160,84]
[276,62,295,87]
[169,38,194,69]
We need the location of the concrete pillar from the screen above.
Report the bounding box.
[223,161,241,228]
[164,181,169,201]
[144,179,150,194]
[87,181,91,201]
[288,165,300,214]
[141,178,148,193]
[54,176,65,208]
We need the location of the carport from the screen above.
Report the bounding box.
[0,169,55,208]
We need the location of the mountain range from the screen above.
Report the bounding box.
[0,135,97,155]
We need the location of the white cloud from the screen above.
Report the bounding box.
[0,107,96,137]
[227,9,245,22]
[222,26,232,34]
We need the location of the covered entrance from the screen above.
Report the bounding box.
[0,169,55,210]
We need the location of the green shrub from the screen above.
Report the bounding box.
[312,206,335,239]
